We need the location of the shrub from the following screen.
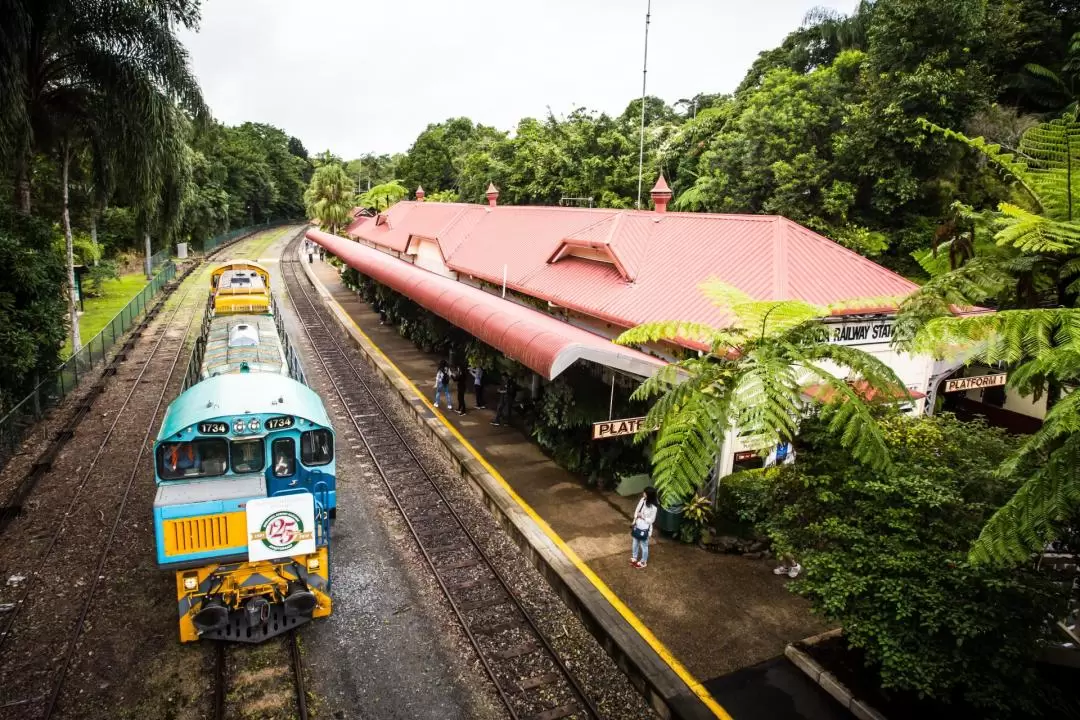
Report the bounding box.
[0,210,67,409]
[767,412,1063,716]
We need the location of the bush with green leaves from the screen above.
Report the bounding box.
[767,412,1063,715]
[0,210,67,409]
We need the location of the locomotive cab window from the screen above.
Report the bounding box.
[230,439,265,474]
[301,429,333,466]
[157,438,228,480]
[272,438,295,477]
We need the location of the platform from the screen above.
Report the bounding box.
[301,252,842,720]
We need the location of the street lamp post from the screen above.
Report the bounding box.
[635,0,653,210]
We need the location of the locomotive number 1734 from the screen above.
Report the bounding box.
[266,415,294,430]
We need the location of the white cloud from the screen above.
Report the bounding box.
[180,0,853,157]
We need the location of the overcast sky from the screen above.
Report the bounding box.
[180,0,852,158]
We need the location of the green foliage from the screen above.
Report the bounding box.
[304,164,355,235]
[901,116,1080,562]
[768,412,1064,715]
[0,210,67,409]
[715,468,774,528]
[676,494,713,544]
[359,181,407,212]
[80,260,120,298]
[617,280,906,505]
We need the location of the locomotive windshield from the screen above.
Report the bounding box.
[157,439,229,480]
[301,429,333,466]
[230,439,265,474]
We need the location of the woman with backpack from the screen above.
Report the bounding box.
[434,361,453,411]
[630,487,659,569]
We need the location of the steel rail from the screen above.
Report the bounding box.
[0,264,202,652]
[280,241,599,720]
[211,631,308,720]
[40,258,211,719]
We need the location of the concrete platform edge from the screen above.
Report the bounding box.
[784,638,888,720]
[297,255,725,720]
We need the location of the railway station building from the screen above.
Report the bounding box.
[307,177,1005,477]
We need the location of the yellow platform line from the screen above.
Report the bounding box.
[314,269,732,720]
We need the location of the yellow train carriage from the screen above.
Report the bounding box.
[210,260,272,315]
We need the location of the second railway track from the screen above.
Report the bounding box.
[281,237,601,720]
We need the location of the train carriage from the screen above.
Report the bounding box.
[210,260,272,315]
[154,373,336,642]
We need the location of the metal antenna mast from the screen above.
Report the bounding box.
[635,0,652,209]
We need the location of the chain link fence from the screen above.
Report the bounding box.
[0,220,299,472]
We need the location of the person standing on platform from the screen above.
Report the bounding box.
[630,487,659,569]
[454,363,468,415]
[470,364,485,408]
[491,374,516,426]
[434,361,453,411]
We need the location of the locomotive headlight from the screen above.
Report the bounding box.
[233,419,245,434]
[307,557,320,571]
[247,418,260,432]
[182,573,198,591]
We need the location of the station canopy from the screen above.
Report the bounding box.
[306,229,666,380]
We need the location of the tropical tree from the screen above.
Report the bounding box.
[767,412,1064,716]
[615,281,907,504]
[1010,31,1080,117]
[359,181,408,212]
[304,163,354,235]
[0,0,206,347]
[904,117,1080,563]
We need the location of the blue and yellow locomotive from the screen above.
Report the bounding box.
[153,261,336,642]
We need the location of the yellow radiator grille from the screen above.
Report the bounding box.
[163,512,245,556]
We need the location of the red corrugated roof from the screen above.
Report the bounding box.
[307,229,666,380]
[347,202,918,335]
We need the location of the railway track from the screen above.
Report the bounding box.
[212,630,308,720]
[0,231,280,720]
[281,237,600,720]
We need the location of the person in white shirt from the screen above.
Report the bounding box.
[630,487,659,569]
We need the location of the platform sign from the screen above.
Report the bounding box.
[944,373,1007,393]
[246,495,316,562]
[592,416,648,440]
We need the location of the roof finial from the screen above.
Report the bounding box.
[485,182,499,208]
[650,173,672,214]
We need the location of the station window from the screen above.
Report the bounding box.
[301,429,334,466]
[272,438,296,477]
[230,439,265,474]
[157,439,228,480]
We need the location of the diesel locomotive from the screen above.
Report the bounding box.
[153,260,336,642]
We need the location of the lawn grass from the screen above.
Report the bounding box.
[61,272,151,358]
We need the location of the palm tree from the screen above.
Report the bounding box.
[0,0,206,348]
[615,281,906,505]
[907,118,1080,564]
[304,164,355,235]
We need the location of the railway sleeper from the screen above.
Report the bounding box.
[528,704,581,720]
[493,642,540,660]
[471,620,524,636]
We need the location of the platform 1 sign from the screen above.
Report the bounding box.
[592,416,647,440]
[246,495,316,562]
[944,373,1008,393]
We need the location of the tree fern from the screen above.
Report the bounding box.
[617,279,902,504]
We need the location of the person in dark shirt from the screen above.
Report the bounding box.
[491,375,516,427]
